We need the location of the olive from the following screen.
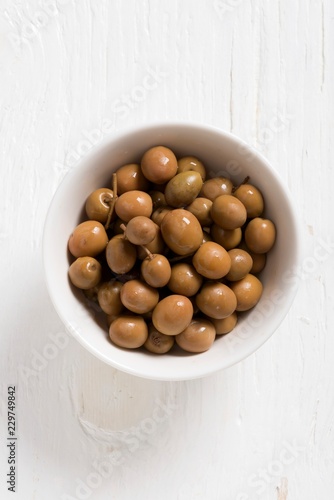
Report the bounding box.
[233,183,264,218]
[164,171,203,208]
[196,282,237,319]
[149,190,166,210]
[115,190,153,222]
[141,146,178,184]
[200,177,233,201]
[106,234,137,274]
[120,279,159,314]
[160,209,203,255]
[186,197,213,226]
[245,218,276,254]
[124,216,157,245]
[137,225,166,259]
[85,188,114,223]
[250,252,267,274]
[116,163,150,194]
[225,248,253,281]
[109,315,148,348]
[211,194,247,230]
[177,156,206,181]
[152,295,193,335]
[202,230,212,244]
[69,257,102,290]
[175,319,216,353]
[68,220,108,258]
[97,280,124,315]
[151,206,173,226]
[230,273,263,311]
[209,312,238,335]
[192,241,231,279]
[210,225,242,250]
[141,254,171,287]
[144,324,175,354]
[168,263,203,296]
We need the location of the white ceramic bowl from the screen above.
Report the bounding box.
[43,122,300,380]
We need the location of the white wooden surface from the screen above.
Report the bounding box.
[1,1,334,499]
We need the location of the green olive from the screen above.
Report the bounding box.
[109,315,148,348]
[245,218,276,254]
[69,257,102,290]
[160,209,203,255]
[176,319,216,353]
[177,156,206,181]
[211,195,247,230]
[68,220,108,258]
[152,295,193,335]
[164,171,203,208]
[141,146,178,184]
[116,163,150,194]
[230,273,263,311]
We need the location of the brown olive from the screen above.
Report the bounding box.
[141,253,171,287]
[85,188,114,223]
[124,216,157,245]
[141,146,178,184]
[149,190,166,210]
[250,252,267,274]
[120,279,159,314]
[176,319,216,353]
[200,177,233,201]
[192,242,231,279]
[160,209,203,255]
[245,218,276,254]
[144,324,175,354]
[186,197,213,226]
[137,225,166,259]
[234,183,264,218]
[151,206,173,226]
[225,248,253,281]
[69,257,102,290]
[106,234,137,274]
[116,163,150,194]
[68,220,108,258]
[211,194,247,230]
[230,273,263,311]
[109,315,148,348]
[196,282,237,319]
[168,263,203,296]
[115,190,153,222]
[97,280,124,315]
[177,156,206,181]
[210,225,242,250]
[152,295,193,335]
[164,171,203,208]
[209,312,238,335]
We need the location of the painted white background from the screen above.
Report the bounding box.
[1,1,334,499]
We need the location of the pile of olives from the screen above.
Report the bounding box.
[68,145,276,354]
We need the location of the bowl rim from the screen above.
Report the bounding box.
[43,121,302,380]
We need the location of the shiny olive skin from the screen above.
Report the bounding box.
[137,225,166,259]
[211,194,247,230]
[186,197,213,226]
[69,257,102,290]
[233,183,264,218]
[209,312,238,335]
[226,248,253,281]
[177,156,206,181]
[116,163,150,194]
[149,190,166,210]
[68,220,108,258]
[161,209,203,255]
[200,177,233,201]
[85,188,114,223]
[176,319,216,353]
[120,279,159,314]
[124,216,157,245]
[168,263,203,296]
[164,171,203,208]
[98,280,123,315]
[115,190,153,222]
[106,234,137,274]
[196,282,237,319]
[210,225,242,250]
[144,324,175,354]
[141,146,178,184]
[141,253,171,287]
[245,217,276,254]
[152,295,193,335]
[109,315,148,349]
[192,242,231,279]
[230,273,263,311]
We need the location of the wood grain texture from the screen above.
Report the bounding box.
[1,0,334,499]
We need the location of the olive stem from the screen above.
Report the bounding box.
[139,245,154,260]
[119,223,128,239]
[105,173,118,230]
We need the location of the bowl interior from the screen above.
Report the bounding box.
[43,123,300,380]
